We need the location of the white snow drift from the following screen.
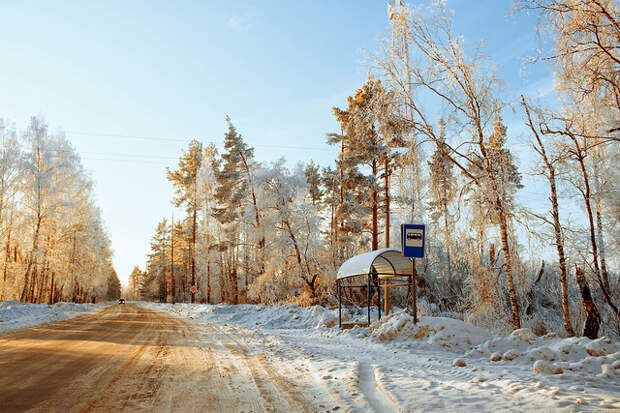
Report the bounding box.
[147,302,620,412]
[0,300,108,333]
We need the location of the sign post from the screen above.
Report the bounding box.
[401,224,425,324]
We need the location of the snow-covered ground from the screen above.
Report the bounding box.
[0,300,110,333]
[1,300,618,411]
[145,302,620,412]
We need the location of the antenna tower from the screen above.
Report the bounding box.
[387,0,409,61]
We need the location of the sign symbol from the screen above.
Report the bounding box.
[401,224,425,258]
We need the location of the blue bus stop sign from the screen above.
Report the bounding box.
[401,224,425,258]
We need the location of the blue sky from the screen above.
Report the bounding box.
[0,1,552,285]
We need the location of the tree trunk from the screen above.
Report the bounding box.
[36,256,49,304]
[526,261,545,315]
[231,265,238,304]
[240,152,264,250]
[498,209,520,330]
[384,159,390,248]
[522,98,574,336]
[550,171,575,336]
[48,272,55,305]
[207,259,211,304]
[593,150,610,293]
[575,266,600,339]
[573,140,619,321]
[338,127,344,246]
[29,265,37,303]
[371,159,378,251]
[20,215,42,302]
[283,218,316,298]
[191,205,196,303]
[443,202,452,277]
[1,224,11,301]
[595,198,610,293]
[171,217,175,303]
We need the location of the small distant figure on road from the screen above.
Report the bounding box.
[118,298,125,304]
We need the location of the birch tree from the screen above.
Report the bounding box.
[522,96,576,336]
[375,3,524,329]
[428,118,456,275]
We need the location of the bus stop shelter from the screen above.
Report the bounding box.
[336,248,413,328]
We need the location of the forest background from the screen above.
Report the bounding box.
[0,0,618,338]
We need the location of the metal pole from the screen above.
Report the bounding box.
[378,278,381,320]
[412,258,418,324]
[408,270,412,317]
[338,279,342,329]
[384,283,390,316]
[367,274,371,326]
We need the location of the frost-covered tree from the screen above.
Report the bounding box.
[144,219,170,302]
[304,160,323,206]
[332,78,407,251]
[522,0,620,127]
[375,3,524,329]
[427,118,456,274]
[522,96,576,336]
[212,117,263,303]
[167,140,202,303]
[196,143,219,304]
[253,161,324,302]
[321,165,341,271]
[0,117,118,304]
[0,121,22,301]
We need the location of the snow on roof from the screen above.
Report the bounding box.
[337,248,412,280]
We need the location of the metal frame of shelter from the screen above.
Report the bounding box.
[336,248,413,328]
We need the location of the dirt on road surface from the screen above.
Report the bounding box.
[0,304,320,413]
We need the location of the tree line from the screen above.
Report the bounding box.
[132,0,618,337]
[0,117,120,304]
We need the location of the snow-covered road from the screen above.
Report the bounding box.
[0,304,328,412]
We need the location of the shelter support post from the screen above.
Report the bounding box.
[367,274,371,326]
[384,284,390,316]
[378,279,381,320]
[411,258,417,324]
[338,279,341,329]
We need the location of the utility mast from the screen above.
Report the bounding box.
[387,0,409,63]
[387,0,411,115]
[387,0,422,221]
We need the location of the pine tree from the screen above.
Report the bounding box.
[304,160,323,205]
[144,219,170,302]
[321,166,340,270]
[213,117,261,303]
[167,140,202,303]
[332,78,406,251]
[128,266,144,299]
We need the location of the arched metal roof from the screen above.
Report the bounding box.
[337,248,413,280]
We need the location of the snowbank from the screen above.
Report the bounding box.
[146,302,620,411]
[188,304,616,382]
[0,300,110,333]
[150,302,620,383]
[350,309,619,382]
[141,302,340,329]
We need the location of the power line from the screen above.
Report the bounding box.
[66,131,187,142]
[65,131,336,152]
[80,158,172,165]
